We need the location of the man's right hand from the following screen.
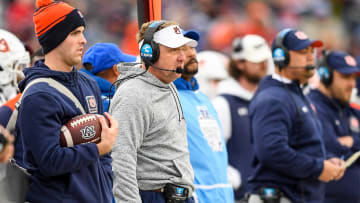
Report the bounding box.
[96,112,119,156]
[0,126,14,163]
[318,159,343,182]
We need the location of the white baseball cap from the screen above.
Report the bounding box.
[232,34,271,63]
[153,25,198,48]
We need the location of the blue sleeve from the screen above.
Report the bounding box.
[317,113,354,159]
[100,153,113,186]
[18,92,100,176]
[351,134,360,152]
[251,98,323,179]
[0,106,12,127]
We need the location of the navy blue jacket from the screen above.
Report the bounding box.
[16,61,113,203]
[0,105,12,127]
[249,75,326,203]
[220,94,254,199]
[308,89,360,202]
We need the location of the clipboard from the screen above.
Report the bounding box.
[341,151,360,169]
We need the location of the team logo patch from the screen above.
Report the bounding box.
[295,31,308,40]
[80,125,96,140]
[77,10,84,18]
[350,116,360,133]
[86,96,98,113]
[345,56,357,66]
[173,26,181,34]
[197,106,223,152]
[0,39,10,52]
[302,106,309,113]
[237,107,248,116]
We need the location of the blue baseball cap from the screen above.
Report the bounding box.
[272,29,323,51]
[182,29,200,42]
[83,43,136,74]
[327,51,360,74]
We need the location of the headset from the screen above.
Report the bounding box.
[317,50,333,87]
[232,37,243,53]
[139,20,183,74]
[272,28,295,70]
[140,20,166,66]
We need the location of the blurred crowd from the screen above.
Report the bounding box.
[2,0,360,59]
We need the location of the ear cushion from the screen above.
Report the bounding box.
[272,28,294,69]
[317,50,333,86]
[318,66,333,86]
[140,21,166,64]
[273,47,290,68]
[150,41,160,64]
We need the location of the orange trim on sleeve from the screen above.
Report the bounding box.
[3,93,22,111]
[350,102,360,111]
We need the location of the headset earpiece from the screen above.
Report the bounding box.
[272,28,294,70]
[232,38,243,53]
[318,50,333,87]
[140,20,166,65]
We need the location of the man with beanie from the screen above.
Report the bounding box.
[248,29,345,203]
[173,29,234,202]
[212,35,271,201]
[308,51,360,203]
[16,0,119,202]
[82,43,137,112]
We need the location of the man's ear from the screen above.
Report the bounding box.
[112,64,120,76]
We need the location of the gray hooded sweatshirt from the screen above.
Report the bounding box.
[110,65,194,202]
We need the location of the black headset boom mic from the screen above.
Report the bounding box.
[143,58,183,74]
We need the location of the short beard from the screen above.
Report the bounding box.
[243,71,261,84]
[183,58,198,75]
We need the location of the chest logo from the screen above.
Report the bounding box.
[86,95,98,113]
[237,107,248,116]
[197,106,223,152]
[350,116,360,133]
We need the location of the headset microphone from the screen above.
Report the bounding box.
[289,65,315,70]
[152,65,183,74]
[305,65,314,70]
[144,58,183,74]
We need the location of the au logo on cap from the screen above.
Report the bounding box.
[295,31,308,40]
[345,55,356,66]
[173,26,181,34]
[77,10,84,18]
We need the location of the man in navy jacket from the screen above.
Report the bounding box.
[15,0,119,202]
[248,29,345,203]
[308,51,360,203]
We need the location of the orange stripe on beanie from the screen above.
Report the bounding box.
[33,0,85,54]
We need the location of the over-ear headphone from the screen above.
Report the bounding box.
[140,20,166,66]
[318,50,333,87]
[272,28,295,70]
[232,38,243,53]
